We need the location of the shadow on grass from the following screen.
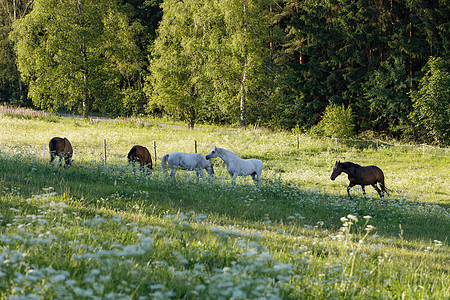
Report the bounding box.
[1,156,449,243]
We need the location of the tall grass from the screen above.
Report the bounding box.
[0,113,449,299]
[0,114,448,202]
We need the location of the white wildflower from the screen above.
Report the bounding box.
[340,217,349,223]
[347,214,358,222]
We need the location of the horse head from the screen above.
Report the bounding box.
[205,146,219,160]
[330,161,343,180]
[64,156,72,167]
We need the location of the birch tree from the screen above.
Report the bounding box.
[148,0,272,128]
[10,0,142,117]
[0,0,32,103]
[149,0,227,128]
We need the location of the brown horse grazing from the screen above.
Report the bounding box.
[49,137,73,167]
[127,145,152,172]
[330,161,387,199]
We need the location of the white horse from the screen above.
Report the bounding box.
[161,152,214,179]
[205,146,262,185]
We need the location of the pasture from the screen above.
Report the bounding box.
[0,112,449,299]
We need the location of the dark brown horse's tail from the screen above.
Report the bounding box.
[379,174,389,196]
[49,138,59,152]
[127,146,137,162]
[380,182,389,196]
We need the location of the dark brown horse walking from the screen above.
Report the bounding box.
[127,145,152,172]
[49,137,73,167]
[330,161,387,199]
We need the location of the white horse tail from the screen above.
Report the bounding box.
[161,154,170,173]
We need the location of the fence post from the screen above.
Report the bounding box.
[195,140,197,153]
[376,140,379,151]
[335,138,338,152]
[422,144,425,157]
[103,139,107,166]
[154,141,157,162]
[296,134,299,154]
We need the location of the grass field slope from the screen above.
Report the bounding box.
[0,112,449,299]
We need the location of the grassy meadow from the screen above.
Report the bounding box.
[0,111,449,299]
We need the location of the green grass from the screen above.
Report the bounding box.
[0,113,449,299]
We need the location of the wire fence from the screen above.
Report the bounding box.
[2,133,449,169]
[1,106,448,159]
[296,135,450,158]
[36,136,450,165]
[78,136,450,166]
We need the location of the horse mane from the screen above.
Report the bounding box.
[341,162,362,169]
[216,147,239,159]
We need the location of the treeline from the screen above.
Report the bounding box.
[0,0,449,145]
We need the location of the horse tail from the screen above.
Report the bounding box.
[380,181,389,195]
[378,169,389,196]
[127,146,137,163]
[49,138,59,164]
[161,154,169,172]
[49,138,58,152]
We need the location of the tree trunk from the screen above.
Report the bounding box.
[188,84,196,129]
[82,72,89,118]
[10,0,28,100]
[188,107,196,129]
[240,0,248,128]
[240,68,246,127]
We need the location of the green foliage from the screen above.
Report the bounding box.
[121,88,147,116]
[10,0,143,117]
[270,0,450,138]
[410,57,450,146]
[148,0,274,128]
[310,103,354,138]
[148,0,216,128]
[0,0,33,106]
[0,25,16,103]
[363,57,412,135]
[2,0,450,141]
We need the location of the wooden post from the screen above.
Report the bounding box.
[422,144,425,157]
[335,138,338,152]
[154,141,157,162]
[296,134,299,154]
[195,140,197,153]
[103,139,107,166]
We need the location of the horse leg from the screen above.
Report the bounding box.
[140,160,149,173]
[50,151,56,165]
[372,184,383,199]
[362,186,367,198]
[231,173,238,185]
[58,154,64,166]
[170,167,176,179]
[251,173,259,186]
[195,169,203,182]
[145,164,152,175]
[64,155,69,168]
[347,185,354,199]
[379,182,388,196]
